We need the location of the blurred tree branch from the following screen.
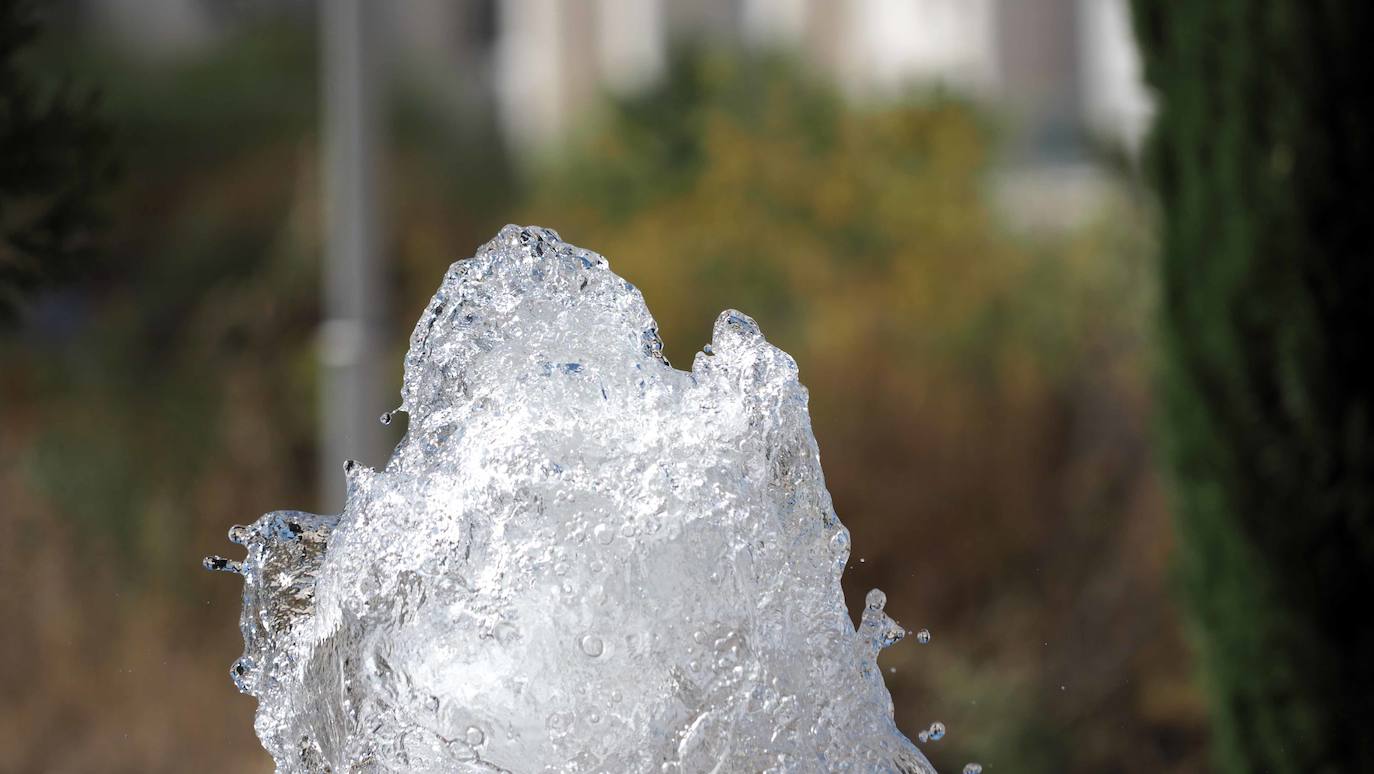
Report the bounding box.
[0,0,115,321]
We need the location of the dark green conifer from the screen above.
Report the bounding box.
[1131,3,1374,772]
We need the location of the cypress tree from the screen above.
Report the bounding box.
[1130,3,1374,772]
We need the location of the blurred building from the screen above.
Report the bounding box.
[488,0,1150,158]
[83,0,1149,159]
[489,0,1151,229]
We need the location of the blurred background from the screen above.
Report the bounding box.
[0,0,1246,771]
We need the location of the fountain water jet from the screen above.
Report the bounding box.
[208,226,936,773]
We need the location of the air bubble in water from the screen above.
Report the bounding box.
[579,634,604,657]
[916,628,931,644]
[963,764,984,774]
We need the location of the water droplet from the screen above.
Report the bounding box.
[963,765,983,774]
[829,529,851,565]
[880,621,905,648]
[918,730,929,743]
[580,634,604,657]
[464,726,485,746]
[379,411,393,425]
[203,555,243,574]
[593,523,614,545]
[229,657,255,691]
[702,344,715,356]
[864,588,887,611]
[916,628,931,645]
[927,721,946,741]
[227,524,252,545]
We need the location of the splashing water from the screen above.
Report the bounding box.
[207,226,936,772]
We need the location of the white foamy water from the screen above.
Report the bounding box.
[208,226,934,773]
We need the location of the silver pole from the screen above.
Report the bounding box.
[319,0,387,512]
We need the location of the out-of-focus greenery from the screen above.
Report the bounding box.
[528,49,1199,774]
[0,0,114,320]
[1132,3,1374,773]
[0,23,324,772]
[0,26,1202,774]
[16,24,322,563]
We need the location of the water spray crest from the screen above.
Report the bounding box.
[208,226,936,772]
